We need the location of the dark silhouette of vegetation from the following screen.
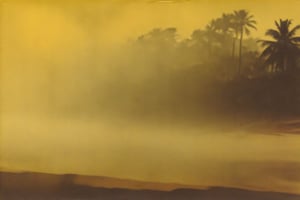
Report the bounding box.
[206,11,257,76]
[124,13,300,121]
[233,10,257,75]
[54,10,300,123]
[258,19,300,73]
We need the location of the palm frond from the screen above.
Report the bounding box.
[246,15,254,20]
[265,29,280,39]
[275,20,281,31]
[244,27,250,35]
[246,22,257,30]
[260,45,275,58]
[257,40,276,47]
[291,36,300,42]
[288,25,300,37]
[248,20,257,24]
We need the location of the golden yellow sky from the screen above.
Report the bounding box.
[3,0,300,45]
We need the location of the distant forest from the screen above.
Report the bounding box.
[68,10,300,122]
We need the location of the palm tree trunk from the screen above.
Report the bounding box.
[231,37,236,58]
[238,28,243,75]
[230,37,236,79]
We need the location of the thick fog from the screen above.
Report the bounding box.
[1,0,300,195]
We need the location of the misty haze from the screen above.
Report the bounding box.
[1,0,300,199]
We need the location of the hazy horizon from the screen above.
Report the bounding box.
[1,0,300,197]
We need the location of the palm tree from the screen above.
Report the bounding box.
[215,14,233,34]
[233,10,257,75]
[205,16,234,53]
[219,13,239,79]
[228,13,239,59]
[258,19,300,73]
[202,19,223,56]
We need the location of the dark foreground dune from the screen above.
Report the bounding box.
[1,172,300,200]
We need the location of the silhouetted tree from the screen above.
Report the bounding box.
[138,27,177,47]
[258,19,300,73]
[202,17,234,58]
[233,10,257,75]
[212,14,232,35]
[205,19,224,54]
[221,13,240,78]
[228,13,239,60]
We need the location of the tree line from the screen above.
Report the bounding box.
[109,9,300,120]
[76,9,300,120]
[133,9,300,80]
